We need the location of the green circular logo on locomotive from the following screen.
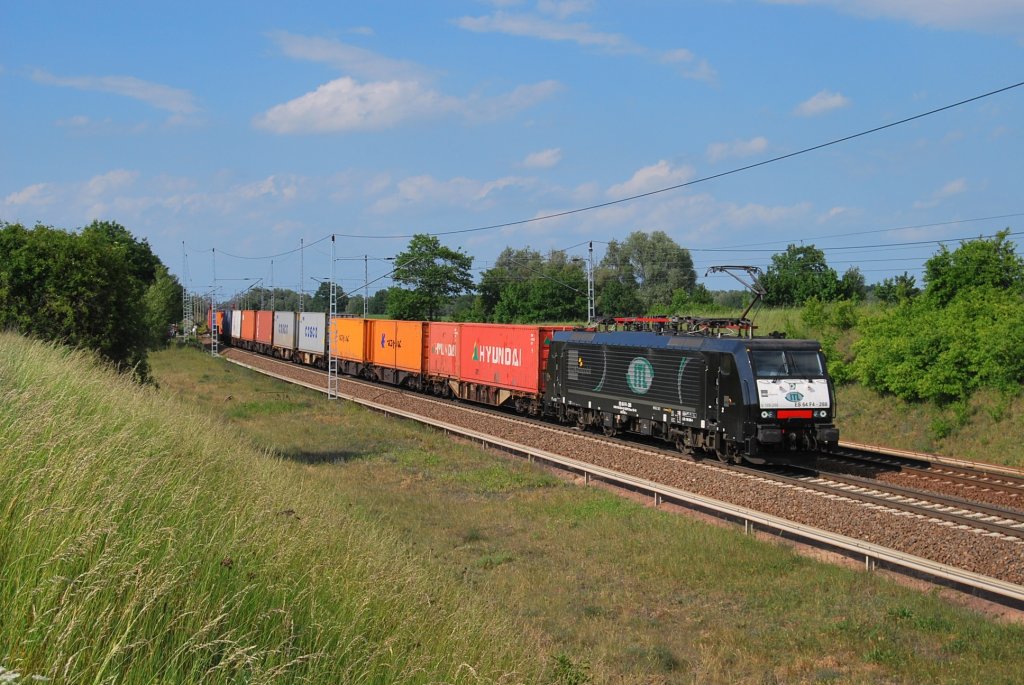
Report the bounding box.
[626,357,654,394]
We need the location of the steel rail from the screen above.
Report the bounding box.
[221,351,1024,607]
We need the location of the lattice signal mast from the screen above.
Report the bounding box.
[327,235,339,400]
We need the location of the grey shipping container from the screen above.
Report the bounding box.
[273,311,297,350]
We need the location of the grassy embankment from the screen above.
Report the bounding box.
[150,344,1024,683]
[0,333,539,683]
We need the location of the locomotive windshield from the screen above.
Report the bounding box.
[751,350,825,378]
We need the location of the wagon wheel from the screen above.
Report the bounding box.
[602,425,617,437]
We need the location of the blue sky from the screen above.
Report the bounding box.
[3,0,1023,299]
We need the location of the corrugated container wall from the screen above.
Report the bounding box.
[273,311,297,350]
[330,317,369,362]
[207,310,224,332]
[230,310,242,339]
[369,320,425,373]
[255,311,273,344]
[458,324,568,394]
[426,323,460,378]
[240,311,256,342]
[298,312,326,355]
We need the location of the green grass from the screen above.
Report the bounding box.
[0,334,540,683]
[147,343,1024,683]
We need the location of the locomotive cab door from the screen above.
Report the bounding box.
[704,352,742,459]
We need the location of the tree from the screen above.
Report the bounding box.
[305,281,348,313]
[0,221,163,381]
[477,247,586,323]
[924,229,1024,306]
[142,264,183,346]
[760,244,840,306]
[874,272,919,304]
[388,234,474,320]
[596,231,697,314]
[838,267,867,301]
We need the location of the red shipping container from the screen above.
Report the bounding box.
[426,322,460,378]
[255,311,273,344]
[457,324,569,394]
[240,310,256,342]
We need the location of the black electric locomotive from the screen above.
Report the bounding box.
[545,329,839,464]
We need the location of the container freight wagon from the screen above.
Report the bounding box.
[329,316,371,376]
[296,312,327,367]
[449,324,570,410]
[272,311,297,359]
[206,310,224,334]
[239,310,257,350]
[368,320,426,385]
[254,311,273,353]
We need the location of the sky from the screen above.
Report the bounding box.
[3,0,1024,301]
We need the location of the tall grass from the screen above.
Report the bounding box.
[0,333,537,683]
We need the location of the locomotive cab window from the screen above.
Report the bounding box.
[751,350,826,378]
[789,351,824,376]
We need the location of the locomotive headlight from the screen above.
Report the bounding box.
[760,410,771,419]
[817,409,828,418]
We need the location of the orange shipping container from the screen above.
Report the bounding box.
[255,311,273,344]
[369,320,426,373]
[330,317,370,362]
[426,323,460,378]
[206,310,224,332]
[240,310,256,342]
[458,324,569,394]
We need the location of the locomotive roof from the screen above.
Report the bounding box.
[551,330,822,353]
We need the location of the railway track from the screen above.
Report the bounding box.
[214,346,1024,608]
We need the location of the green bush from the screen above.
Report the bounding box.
[852,287,1024,402]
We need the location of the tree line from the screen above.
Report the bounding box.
[0,221,182,381]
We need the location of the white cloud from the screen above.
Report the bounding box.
[817,206,850,223]
[537,0,593,19]
[606,160,696,199]
[706,136,768,163]
[794,90,850,117]
[268,32,431,81]
[659,50,717,83]
[912,177,967,209]
[3,183,54,207]
[370,174,536,214]
[759,0,1024,35]
[255,76,561,134]
[254,78,459,133]
[454,11,632,50]
[259,34,561,134]
[32,69,198,113]
[456,5,715,81]
[522,148,563,168]
[83,170,138,198]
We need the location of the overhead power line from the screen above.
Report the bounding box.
[326,79,1024,240]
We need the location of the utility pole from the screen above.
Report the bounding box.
[210,249,219,356]
[587,241,595,325]
[270,259,275,312]
[299,238,304,313]
[363,254,369,317]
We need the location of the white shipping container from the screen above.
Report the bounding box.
[298,312,327,355]
[273,311,297,350]
[231,310,242,339]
